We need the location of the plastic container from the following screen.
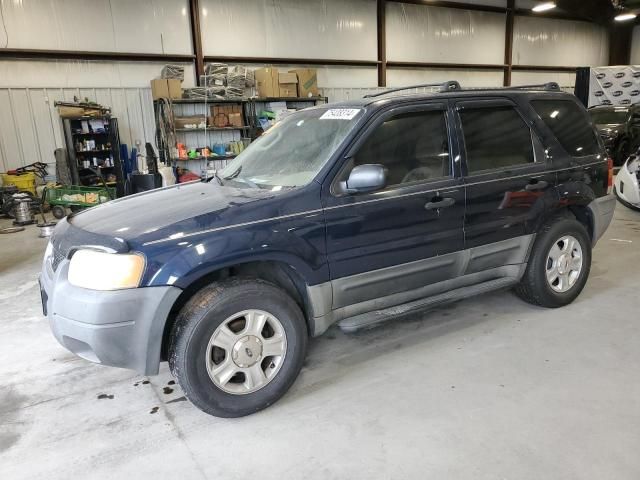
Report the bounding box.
[1,172,37,195]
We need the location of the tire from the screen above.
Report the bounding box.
[515,217,592,308]
[51,205,66,219]
[168,278,307,417]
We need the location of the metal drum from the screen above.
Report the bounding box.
[12,195,34,226]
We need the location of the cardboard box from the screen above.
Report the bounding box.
[151,79,182,100]
[255,67,280,97]
[289,68,319,98]
[228,112,244,128]
[210,104,241,117]
[278,72,298,98]
[209,104,243,127]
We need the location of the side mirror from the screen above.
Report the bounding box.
[342,164,387,194]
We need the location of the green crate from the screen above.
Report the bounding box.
[45,185,115,207]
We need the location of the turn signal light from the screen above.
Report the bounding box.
[607,157,614,194]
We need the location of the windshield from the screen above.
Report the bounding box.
[589,109,628,124]
[219,107,363,189]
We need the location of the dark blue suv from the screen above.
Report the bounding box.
[40,82,616,417]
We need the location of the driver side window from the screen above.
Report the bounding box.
[353,110,450,187]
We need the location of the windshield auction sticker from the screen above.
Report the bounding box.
[319,109,361,120]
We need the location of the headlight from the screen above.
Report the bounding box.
[68,249,145,290]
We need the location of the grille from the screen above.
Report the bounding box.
[51,245,66,272]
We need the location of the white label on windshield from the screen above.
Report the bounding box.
[320,108,361,120]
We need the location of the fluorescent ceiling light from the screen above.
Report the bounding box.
[532,2,556,12]
[614,13,637,21]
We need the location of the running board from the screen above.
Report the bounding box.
[337,277,518,333]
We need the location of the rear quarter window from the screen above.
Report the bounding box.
[531,100,599,157]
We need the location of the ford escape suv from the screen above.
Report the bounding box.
[40,81,616,417]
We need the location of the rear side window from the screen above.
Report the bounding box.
[460,106,534,173]
[531,100,599,157]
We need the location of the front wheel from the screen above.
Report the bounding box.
[51,205,66,219]
[515,217,592,307]
[168,278,307,417]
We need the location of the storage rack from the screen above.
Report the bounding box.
[154,96,327,179]
[61,115,125,197]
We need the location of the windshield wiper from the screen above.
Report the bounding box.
[224,166,242,180]
[213,170,224,186]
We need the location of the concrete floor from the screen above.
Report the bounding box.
[1,207,639,480]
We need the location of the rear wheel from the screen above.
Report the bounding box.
[169,278,307,417]
[515,218,592,307]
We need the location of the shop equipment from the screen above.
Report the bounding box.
[12,194,35,226]
[45,185,115,219]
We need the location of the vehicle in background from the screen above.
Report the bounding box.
[589,105,640,166]
[614,147,640,211]
[40,82,616,417]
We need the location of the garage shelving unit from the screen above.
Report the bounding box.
[154,95,327,179]
[61,115,126,197]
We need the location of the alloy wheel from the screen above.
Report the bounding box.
[205,309,287,394]
[545,235,583,293]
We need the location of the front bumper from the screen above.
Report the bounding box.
[40,257,181,375]
[587,194,616,245]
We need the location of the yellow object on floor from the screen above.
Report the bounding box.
[1,172,37,195]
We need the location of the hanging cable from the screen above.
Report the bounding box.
[0,0,9,48]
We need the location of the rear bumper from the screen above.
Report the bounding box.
[588,194,616,245]
[40,258,181,375]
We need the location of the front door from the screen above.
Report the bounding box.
[322,103,465,313]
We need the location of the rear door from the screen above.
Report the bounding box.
[455,98,555,271]
[322,102,465,311]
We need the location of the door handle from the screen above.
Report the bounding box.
[425,197,456,210]
[525,180,548,191]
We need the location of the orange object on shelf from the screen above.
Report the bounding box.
[177,143,187,159]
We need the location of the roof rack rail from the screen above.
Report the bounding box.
[503,82,560,91]
[364,81,461,98]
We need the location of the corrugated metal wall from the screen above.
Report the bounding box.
[0,87,155,173]
[0,0,616,175]
[0,80,581,174]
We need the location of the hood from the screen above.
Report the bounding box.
[68,181,283,246]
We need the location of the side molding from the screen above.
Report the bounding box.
[306,235,535,337]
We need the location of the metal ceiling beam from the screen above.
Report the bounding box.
[188,0,205,85]
[386,61,506,69]
[504,0,515,86]
[378,0,387,87]
[386,0,599,22]
[385,0,506,14]
[511,64,579,72]
[203,56,379,67]
[609,22,634,65]
[0,49,194,63]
